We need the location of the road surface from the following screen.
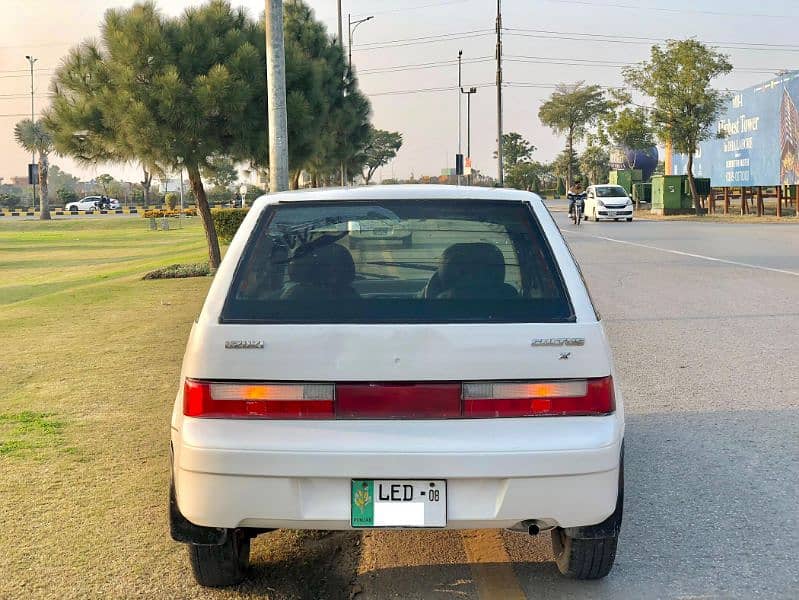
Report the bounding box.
[325,211,798,599]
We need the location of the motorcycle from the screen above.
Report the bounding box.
[569,192,587,226]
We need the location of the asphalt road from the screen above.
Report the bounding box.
[348,211,799,599]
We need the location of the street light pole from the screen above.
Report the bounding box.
[344,13,373,187]
[25,55,37,212]
[348,14,373,69]
[457,50,463,186]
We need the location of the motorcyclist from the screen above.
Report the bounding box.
[567,181,585,216]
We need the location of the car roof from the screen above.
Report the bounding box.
[252,185,540,208]
[591,184,625,188]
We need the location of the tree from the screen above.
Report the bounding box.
[505,161,548,192]
[96,173,114,196]
[202,156,238,188]
[362,128,402,184]
[47,165,80,200]
[606,107,656,169]
[580,145,610,185]
[495,132,536,174]
[13,120,53,220]
[538,82,611,189]
[552,149,582,190]
[624,39,732,214]
[57,187,79,204]
[45,1,268,268]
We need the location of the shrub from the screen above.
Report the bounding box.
[164,192,178,210]
[142,208,197,218]
[143,263,210,280]
[212,208,249,244]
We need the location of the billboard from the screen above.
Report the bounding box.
[672,71,799,186]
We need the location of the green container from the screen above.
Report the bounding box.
[651,175,686,211]
[632,183,652,204]
[609,169,644,195]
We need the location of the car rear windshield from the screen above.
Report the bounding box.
[221,199,574,324]
[596,186,628,198]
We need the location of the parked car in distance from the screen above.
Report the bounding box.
[170,185,625,588]
[65,196,120,211]
[584,185,634,222]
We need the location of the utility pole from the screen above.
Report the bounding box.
[495,0,504,187]
[25,55,37,211]
[337,2,345,187]
[457,50,463,186]
[265,0,289,192]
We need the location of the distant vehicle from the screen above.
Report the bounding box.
[65,196,120,211]
[584,185,634,222]
[169,185,624,587]
[65,196,103,211]
[347,207,412,248]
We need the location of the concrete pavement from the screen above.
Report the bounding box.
[352,211,799,599]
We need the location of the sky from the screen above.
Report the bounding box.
[2,0,799,185]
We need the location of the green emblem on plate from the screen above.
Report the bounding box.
[351,480,374,527]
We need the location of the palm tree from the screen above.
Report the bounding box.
[14,119,53,220]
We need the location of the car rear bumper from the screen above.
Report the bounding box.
[172,415,623,531]
[597,209,633,219]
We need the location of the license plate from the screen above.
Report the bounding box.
[351,480,446,528]
[607,210,617,216]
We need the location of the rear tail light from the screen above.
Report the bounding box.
[183,377,614,419]
[463,377,614,417]
[183,380,334,419]
[336,383,462,418]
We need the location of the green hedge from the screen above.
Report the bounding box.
[212,208,249,244]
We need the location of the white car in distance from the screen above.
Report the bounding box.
[585,185,634,222]
[169,185,625,587]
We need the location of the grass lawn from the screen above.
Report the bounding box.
[0,217,358,599]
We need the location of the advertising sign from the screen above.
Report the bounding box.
[673,71,799,186]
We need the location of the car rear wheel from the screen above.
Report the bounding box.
[188,529,250,587]
[551,528,618,580]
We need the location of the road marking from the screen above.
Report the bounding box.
[461,531,526,600]
[565,231,799,277]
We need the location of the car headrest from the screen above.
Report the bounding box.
[438,242,506,290]
[288,243,355,288]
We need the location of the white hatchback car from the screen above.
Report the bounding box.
[170,185,624,587]
[584,185,634,222]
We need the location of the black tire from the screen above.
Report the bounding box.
[551,529,618,580]
[188,529,250,587]
[626,217,633,222]
[402,234,412,248]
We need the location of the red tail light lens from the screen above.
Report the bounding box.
[183,377,615,419]
[462,376,614,417]
[336,383,461,418]
[183,380,334,419]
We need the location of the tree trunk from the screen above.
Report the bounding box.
[38,153,50,220]
[686,152,701,216]
[142,167,152,207]
[290,170,301,190]
[186,164,221,270]
[566,130,574,189]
